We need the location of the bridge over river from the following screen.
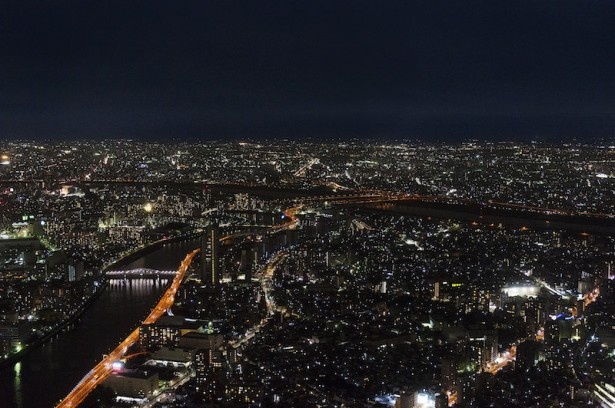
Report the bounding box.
[105,268,177,278]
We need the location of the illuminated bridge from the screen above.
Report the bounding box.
[106,268,177,277]
[56,249,200,408]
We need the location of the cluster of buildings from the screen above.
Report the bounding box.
[4,140,615,214]
[96,206,613,407]
[100,236,273,406]
[239,210,614,407]
[1,140,614,406]
[0,236,101,360]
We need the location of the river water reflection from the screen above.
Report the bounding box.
[0,238,199,408]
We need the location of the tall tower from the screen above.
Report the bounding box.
[201,225,220,285]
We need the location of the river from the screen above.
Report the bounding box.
[0,238,200,408]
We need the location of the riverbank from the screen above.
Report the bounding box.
[353,199,615,235]
[56,249,201,408]
[0,280,107,371]
[102,232,201,272]
[0,232,200,372]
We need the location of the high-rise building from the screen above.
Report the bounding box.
[195,348,224,401]
[224,381,263,405]
[516,340,541,372]
[139,316,200,351]
[467,327,498,368]
[441,357,457,390]
[201,225,220,285]
[394,392,413,408]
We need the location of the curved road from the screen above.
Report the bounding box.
[57,206,300,407]
[56,249,200,408]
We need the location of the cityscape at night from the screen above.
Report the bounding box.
[1,1,615,407]
[0,140,613,407]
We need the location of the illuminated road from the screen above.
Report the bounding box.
[57,205,299,407]
[259,251,288,312]
[351,218,373,231]
[273,205,301,231]
[47,192,611,406]
[485,345,518,375]
[229,250,288,349]
[56,249,200,408]
[294,158,320,177]
[584,286,600,307]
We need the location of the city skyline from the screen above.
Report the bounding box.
[1,1,615,407]
[0,140,614,407]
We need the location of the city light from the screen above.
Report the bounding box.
[0,140,612,407]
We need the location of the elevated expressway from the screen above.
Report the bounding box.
[56,249,200,408]
[58,192,608,406]
[56,206,300,407]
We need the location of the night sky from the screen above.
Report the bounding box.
[2,0,615,142]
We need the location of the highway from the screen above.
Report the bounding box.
[47,192,610,406]
[484,327,546,376]
[270,205,301,232]
[584,286,600,307]
[485,345,517,375]
[294,158,320,177]
[56,205,299,407]
[228,250,288,351]
[258,250,288,312]
[56,249,200,408]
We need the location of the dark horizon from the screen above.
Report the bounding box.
[2,0,615,142]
